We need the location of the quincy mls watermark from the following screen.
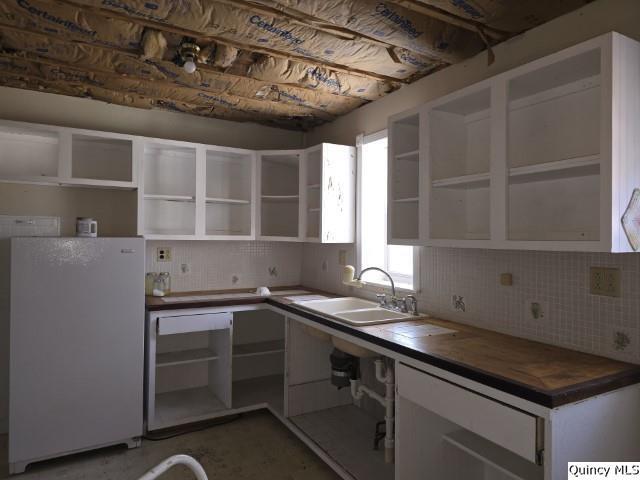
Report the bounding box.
[569,463,640,478]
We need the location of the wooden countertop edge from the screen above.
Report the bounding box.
[145,288,640,408]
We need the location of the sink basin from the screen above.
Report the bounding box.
[298,297,378,315]
[296,297,415,326]
[335,308,412,325]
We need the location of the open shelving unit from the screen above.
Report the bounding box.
[306,146,322,241]
[258,151,302,241]
[205,148,255,239]
[388,109,421,243]
[427,86,492,242]
[142,141,197,238]
[148,316,233,431]
[71,134,133,185]
[506,47,602,243]
[0,124,60,183]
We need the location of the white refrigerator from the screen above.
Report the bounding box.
[8,237,145,474]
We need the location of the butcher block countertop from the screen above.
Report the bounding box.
[147,286,640,408]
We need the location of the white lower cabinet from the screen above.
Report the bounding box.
[396,363,543,480]
[146,306,286,431]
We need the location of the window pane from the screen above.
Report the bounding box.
[388,245,413,276]
[360,137,388,276]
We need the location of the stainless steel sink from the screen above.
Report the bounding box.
[295,297,415,326]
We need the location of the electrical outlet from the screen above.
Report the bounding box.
[451,295,465,312]
[338,250,347,266]
[590,267,621,297]
[180,263,190,274]
[156,247,171,262]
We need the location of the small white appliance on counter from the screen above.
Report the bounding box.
[7,237,145,474]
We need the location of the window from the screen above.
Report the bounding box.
[358,131,418,291]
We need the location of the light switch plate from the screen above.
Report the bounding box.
[590,267,621,297]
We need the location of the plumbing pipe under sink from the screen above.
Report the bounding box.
[350,359,395,464]
[138,455,208,480]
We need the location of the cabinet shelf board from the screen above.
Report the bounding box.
[261,195,299,202]
[509,74,600,113]
[205,197,250,205]
[394,197,419,203]
[233,339,285,358]
[232,374,284,415]
[443,430,543,480]
[432,173,490,189]
[154,387,227,430]
[144,194,195,202]
[156,348,219,367]
[395,150,419,160]
[508,155,600,183]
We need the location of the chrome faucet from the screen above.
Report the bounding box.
[356,267,396,298]
[355,267,418,316]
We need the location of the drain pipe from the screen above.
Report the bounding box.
[350,359,395,463]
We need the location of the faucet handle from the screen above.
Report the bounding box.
[405,295,418,315]
[376,293,387,307]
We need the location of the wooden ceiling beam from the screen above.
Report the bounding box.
[390,0,509,41]
[56,0,406,85]
[0,23,364,115]
[0,71,320,130]
[0,50,335,121]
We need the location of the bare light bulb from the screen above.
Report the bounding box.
[183,59,197,74]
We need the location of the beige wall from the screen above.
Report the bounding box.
[306,0,640,146]
[0,87,304,150]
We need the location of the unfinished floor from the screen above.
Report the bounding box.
[0,410,340,480]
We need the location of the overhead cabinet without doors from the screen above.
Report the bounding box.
[258,144,356,243]
[0,118,355,243]
[389,32,640,252]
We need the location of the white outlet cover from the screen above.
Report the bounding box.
[525,300,548,321]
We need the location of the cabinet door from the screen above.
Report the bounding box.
[315,143,356,243]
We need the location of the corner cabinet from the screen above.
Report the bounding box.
[390,32,640,252]
[258,144,356,243]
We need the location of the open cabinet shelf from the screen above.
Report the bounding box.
[427,85,492,242]
[388,109,421,244]
[259,151,301,240]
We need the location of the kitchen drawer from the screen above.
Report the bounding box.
[397,363,542,463]
[157,312,232,335]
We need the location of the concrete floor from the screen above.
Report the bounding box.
[0,411,341,480]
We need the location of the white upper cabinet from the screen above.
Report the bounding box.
[390,32,640,252]
[258,143,356,243]
[0,120,138,189]
[258,150,304,242]
[388,107,422,245]
[138,139,256,241]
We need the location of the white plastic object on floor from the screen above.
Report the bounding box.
[138,455,208,480]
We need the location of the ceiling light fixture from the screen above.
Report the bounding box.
[178,40,201,74]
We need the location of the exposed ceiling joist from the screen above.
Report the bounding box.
[57,0,409,85]
[0,22,367,116]
[390,0,509,40]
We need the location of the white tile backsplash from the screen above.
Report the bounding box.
[146,241,303,292]
[301,244,640,363]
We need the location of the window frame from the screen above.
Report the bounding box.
[356,130,421,294]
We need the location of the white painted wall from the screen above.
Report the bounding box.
[306,0,640,146]
[0,87,304,150]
